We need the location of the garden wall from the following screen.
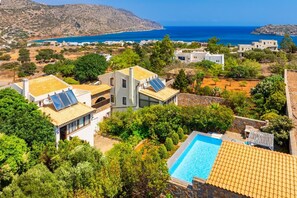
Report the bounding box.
[178,93,224,106]
[167,178,247,198]
[228,116,267,134]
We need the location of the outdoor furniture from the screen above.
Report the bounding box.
[246,129,274,150]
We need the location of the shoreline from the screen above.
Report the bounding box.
[30,27,164,42]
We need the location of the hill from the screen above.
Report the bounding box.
[252,24,297,36]
[0,0,162,46]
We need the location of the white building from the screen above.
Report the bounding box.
[11,75,111,146]
[174,50,225,65]
[238,39,278,55]
[98,66,180,112]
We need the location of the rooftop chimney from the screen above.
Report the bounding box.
[22,78,29,100]
[129,67,134,105]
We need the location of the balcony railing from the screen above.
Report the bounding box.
[92,98,111,109]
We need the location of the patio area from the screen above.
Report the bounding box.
[94,134,120,153]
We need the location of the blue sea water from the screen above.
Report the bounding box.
[169,134,222,183]
[36,26,297,45]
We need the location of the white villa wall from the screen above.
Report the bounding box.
[92,108,111,132]
[74,89,92,107]
[68,124,95,146]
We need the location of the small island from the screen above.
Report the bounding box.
[252,24,297,36]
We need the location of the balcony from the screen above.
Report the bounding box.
[92,98,111,112]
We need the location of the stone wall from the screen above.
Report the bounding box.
[167,178,247,198]
[228,116,267,134]
[178,93,225,106]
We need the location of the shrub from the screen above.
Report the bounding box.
[165,138,174,151]
[158,144,168,159]
[261,111,279,121]
[63,77,79,85]
[171,133,179,145]
[18,62,37,77]
[177,127,184,139]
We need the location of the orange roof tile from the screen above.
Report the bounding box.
[207,141,297,198]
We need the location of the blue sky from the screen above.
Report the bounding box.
[35,0,297,26]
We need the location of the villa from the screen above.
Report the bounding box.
[238,39,278,55]
[11,75,111,146]
[174,50,225,66]
[167,132,297,198]
[98,66,180,112]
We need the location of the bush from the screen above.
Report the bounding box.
[63,77,79,85]
[18,62,37,77]
[177,127,184,139]
[158,144,168,159]
[0,54,11,61]
[165,138,174,151]
[171,133,179,145]
[261,111,279,121]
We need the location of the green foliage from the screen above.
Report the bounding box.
[35,49,64,62]
[177,127,184,139]
[260,112,279,121]
[0,134,29,190]
[0,88,55,147]
[0,54,11,61]
[18,62,36,77]
[171,132,179,145]
[1,164,67,198]
[17,48,30,63]
[149,35,174,74]
[110,48,140,70]
[251,75,286,115]
[107,142,169,197]
[196,60,215,69]
[74,53,107,83]
[0,62,20,71]
[43,59,75,77]
[164,137,174,151]
[158,144,168,159]
[262,116,293,146]
[207,37,230,54]
[173,69,189,92]
[63,77,79,85]
[243,49,277,63]
[280,34,297,53]
[226,59,261,78]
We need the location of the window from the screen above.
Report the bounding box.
[122,79,127,88]
[66,114,91,134]
[110,78,114,86]
[95,97,106,104]
[139,94,159,108]
[122,97,127,105]
[111,95,115,103]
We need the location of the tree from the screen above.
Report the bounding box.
[262,116,293,146]
[0,88,54,147]
[36,49,64,63]
[0,134,30,190]
[0,54,11,61]
[17,48,30,63]
[165,138,174,151]
[173,69,189,92]
[149,35,174,73]
[1,164,67,198]
[18,62,36,77]
[110,48,140,70]
[264,91,286,113]
[74,53,107,83]
[280,34,297,53]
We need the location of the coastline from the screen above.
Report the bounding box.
[30,27,164,42]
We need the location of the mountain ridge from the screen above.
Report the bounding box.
[0,0,163,46]
[252,24,297,36]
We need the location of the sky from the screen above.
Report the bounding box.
[34,0,297,26]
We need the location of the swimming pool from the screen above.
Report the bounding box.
[169,133,222,183]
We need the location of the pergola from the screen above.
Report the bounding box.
[246,129,274,150]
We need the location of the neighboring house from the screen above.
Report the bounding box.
[174,50,225,66]
[238,39,278,55]
[11,75,111,146]
[98,66,180,112]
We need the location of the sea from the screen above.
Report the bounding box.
[36,26,297,45]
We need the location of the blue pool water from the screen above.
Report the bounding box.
[169,134,222,183]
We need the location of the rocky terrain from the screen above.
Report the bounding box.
[252,24,297,36]
[0,0,162,47]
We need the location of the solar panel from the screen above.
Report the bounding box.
[50,94,65,111]
[150,78,165,92]
[58,92,71,107]
[66,90,78,105]
[155,78,165,89]
[150,79,161,92]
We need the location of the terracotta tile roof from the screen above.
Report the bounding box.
[72,84,111,95]
[16,75,70,97]
[40,103,95,126]
[139,87,179,102]
[207,141,297,198]
[118,66,156,81]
